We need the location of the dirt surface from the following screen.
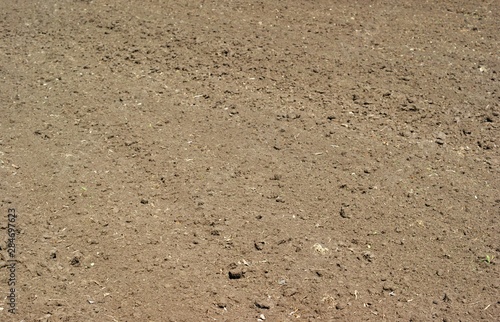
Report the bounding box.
[0,0,499,321]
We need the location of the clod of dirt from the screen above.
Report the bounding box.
[435,132,447,145]
[362,251,375,262]
[312,243,329,254]
[70,256,81,267]
[228,270,245,279]
[37,314,52,322]
[140,199,148,204]
[215,298,228,309]
[270,174,282,180]
[383,282,396,292]
[124,140,136,146]
[254,299,272,310]
[340,207,350,219]
[254,241,265,251]
[49,249,57,259]
[282,288,298,297]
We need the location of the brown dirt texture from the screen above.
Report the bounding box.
[0,0,499,321]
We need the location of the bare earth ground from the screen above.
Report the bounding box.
[0,0,499,321]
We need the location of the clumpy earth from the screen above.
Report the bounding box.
[0,0,498,321]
